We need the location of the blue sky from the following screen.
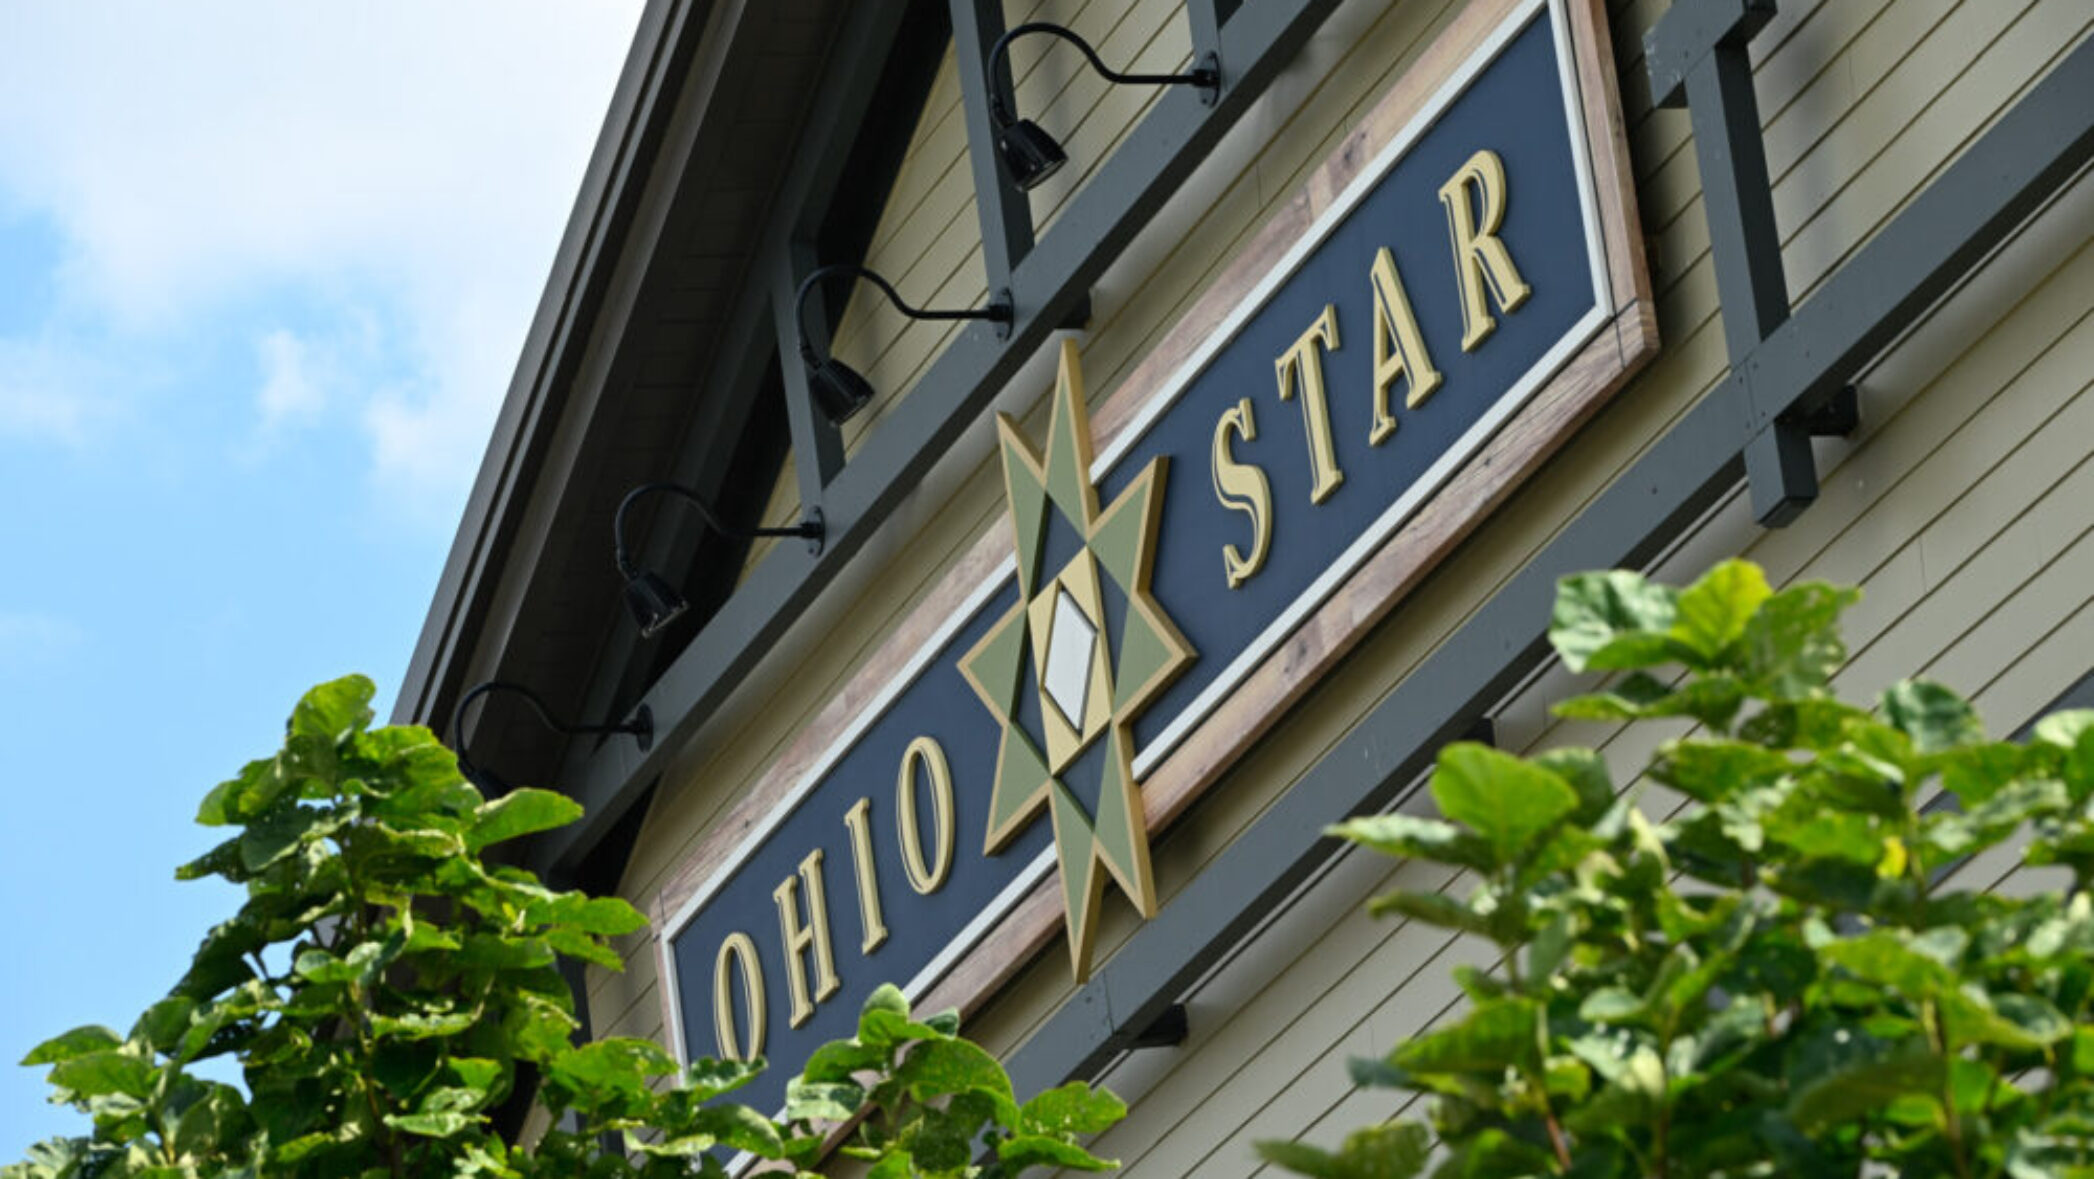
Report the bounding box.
[0,2,642,1156]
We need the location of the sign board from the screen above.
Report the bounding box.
[654,0,1654,1113]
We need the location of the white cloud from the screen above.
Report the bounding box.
[255,329,326,431]
[0,1,643,517]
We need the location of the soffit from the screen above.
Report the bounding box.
[395,0,850,790]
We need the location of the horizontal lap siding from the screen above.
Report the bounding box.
[1124,223,2094,1176]
[587,0,2094,1159]
[1075,1,2094,1175]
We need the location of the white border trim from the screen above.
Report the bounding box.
[657,0,1612,1069]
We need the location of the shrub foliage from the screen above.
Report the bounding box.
[1265,559,2094,1177]
[8,676,1122,1178]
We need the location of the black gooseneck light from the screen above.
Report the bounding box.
[614,481,824,637]
[448,680,652,796]
[985,23,1220,191]
[794,263,1013,425]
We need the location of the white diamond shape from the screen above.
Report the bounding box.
[1042,587,1097,725]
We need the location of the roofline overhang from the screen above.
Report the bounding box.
[393,0,722,732]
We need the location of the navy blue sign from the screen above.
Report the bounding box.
[665,0,1606,1114]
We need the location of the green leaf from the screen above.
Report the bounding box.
[1651,740,1791,804]
[1429,743,1578,866]
[906,1104,984,1172]
[858,1006,952,1052]
[21,1026,120,1067]
[1365,888,1491,936]
[861,981,909,1021]
[47,1051,154,1100]
[1935,741,2034,805]
[684,1056,764,1101]
[999,1134,1120,1173]
[197,759,281,827]
[2033,709,2094,752]
[1568,1032,1664,1099]
[167,1084,247,1160]
[1738,581,1858,697]
[1395,999,1539,1075]
[1549,570,1681,672]
[543,928,624,971]
[465,788,583,852]
[1552,671,1672,722]
[1787,1044,1944,1131]
[783,1079,864,1124]
[799,1039,890,1085]
[1821,928,1963,996]
[1881,679,1984,754]
[897,1038,1015,1108]
[546,1037,675,1110]
[385,1110,478,1138]
[370,1010,479,1040]
[1939,988,2057,1052]
[1437,1128,1558,1176]
[290,674,376,743]
[1019,1081,1126,1137]
[1532,747,1615,822]
[525,893,648,937]
[1327,814,1494,871]
[448,1057,503,1093]
[129,999,196,1056]
[675,1104,787,1159]
[1990,991,2072,1047]
[1763,805,1884,865]
[1578,988,1645,1024]
[1924,777,2067,861]
[1671,558,1771,663]
[237,801,331,872]
[172,836,252,884]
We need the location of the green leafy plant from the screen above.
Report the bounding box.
[8,675,1122,1178]
[1262,559,2094,1177]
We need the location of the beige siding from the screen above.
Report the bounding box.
[1098,11,2094,1171]
[1081,220,2094,1176]
[594,0,2094,1166]
[748,0,1198,542]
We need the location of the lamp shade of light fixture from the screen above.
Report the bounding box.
[624,568,689,638]
[613,482,824,637]
[794,264,1013,426]
[447,681,652,797]
[807,354,878,426]
[985,23,1219,192]
[994,118,1067,191]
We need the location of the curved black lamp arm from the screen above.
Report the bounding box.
[613,481,821,579]
[793,263,1013,365]
[985,22,1220,125]
[449,680,653,788]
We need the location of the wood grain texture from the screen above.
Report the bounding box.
[645,0,1659,1036]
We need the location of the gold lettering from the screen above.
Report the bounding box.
[772,849,840,1028]
[842,797,889,955]
[895,736,955,895]
[1273,303,1344,503]
[1440,149,1531,352]
[712,932,766,1062]
[1367,246,1443,439]
[1210,397,1272,588]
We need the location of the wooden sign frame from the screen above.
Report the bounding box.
[651,0,1654,1054]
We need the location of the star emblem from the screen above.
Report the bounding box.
[960,339,1194,981]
